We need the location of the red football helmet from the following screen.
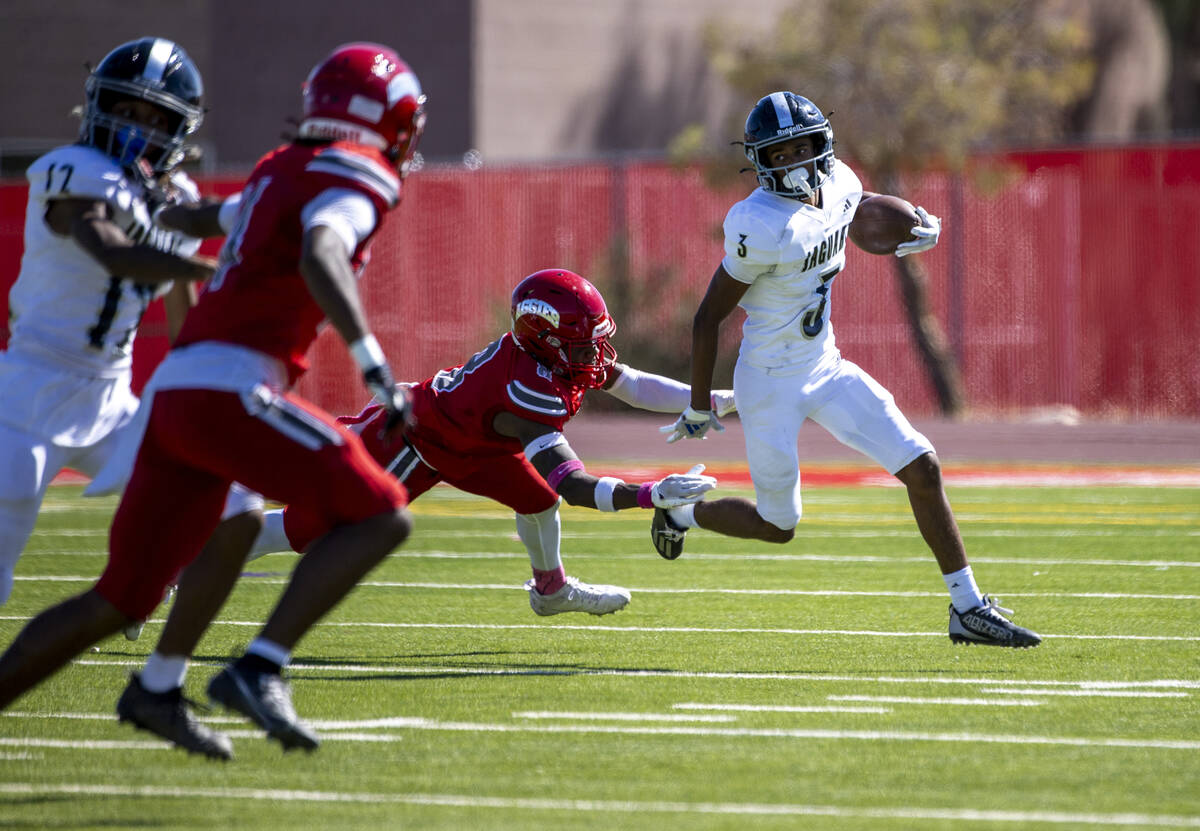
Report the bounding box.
[511,269,618,389]
[298,42,426,177]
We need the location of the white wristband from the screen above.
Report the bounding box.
[594,477,623,512]
[349,334,386,372]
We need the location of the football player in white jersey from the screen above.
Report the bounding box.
[658,92,1040,647]
[0,38,220,607]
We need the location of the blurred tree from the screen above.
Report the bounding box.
[691,0,1094,416]
[1152,0,1200,135]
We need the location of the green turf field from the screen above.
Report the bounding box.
[1,483,1197,830]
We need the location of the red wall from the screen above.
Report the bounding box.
[2,146,1197,419]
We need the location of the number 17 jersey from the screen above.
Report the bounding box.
[9,144,201,377]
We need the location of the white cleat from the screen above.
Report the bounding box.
[525,576,631,616]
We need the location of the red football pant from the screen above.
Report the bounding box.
[97,387,407,619]
[281,405,557,552]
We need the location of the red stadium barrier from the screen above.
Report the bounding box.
[2,146,1197,418]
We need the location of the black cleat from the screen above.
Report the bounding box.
[651,507,687,560]
[207,664,319,752]
[949,596,1042,648]
[117,673,233,760]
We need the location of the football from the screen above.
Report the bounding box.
[848,194,920,255]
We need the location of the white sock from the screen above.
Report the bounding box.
[944,566,985,613]
[514,503,562,572]
[141,653,188,693]
[667,503,698,529]
[246,637,291,668]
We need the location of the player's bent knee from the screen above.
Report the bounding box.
[897,451,942,492]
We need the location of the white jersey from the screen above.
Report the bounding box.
[721,159,863,373]
[7,144,201,377]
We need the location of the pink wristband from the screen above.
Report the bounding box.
[547,459,585,490]
[636,481,655,509]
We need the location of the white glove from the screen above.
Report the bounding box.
[649,464,718,508]
[895,206,941,257]
[710,390,737,417]
[660,406,725,444]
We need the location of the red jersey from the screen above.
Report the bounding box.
[403,332,598,471]
[176,140,401,384]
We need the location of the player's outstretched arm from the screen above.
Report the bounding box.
[47,198,216,285]
[496,414,716,512]
[602,363,736,417]
[154,192,240,239]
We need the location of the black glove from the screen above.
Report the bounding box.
[362,363,413,437]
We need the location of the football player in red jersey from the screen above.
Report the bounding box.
[0,43,429,757]
[255,268,731,610]
[116,268,728,759]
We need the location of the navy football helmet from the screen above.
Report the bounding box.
[80,37,204,173]
[743,92,834,199]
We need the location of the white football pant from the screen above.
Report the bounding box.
[733,353,933,530]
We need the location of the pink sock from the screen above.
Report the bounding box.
[533,567,566,595]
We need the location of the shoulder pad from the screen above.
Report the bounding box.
[507,377,568,418]
[825,160,863,207]
[305,145,400,208]
[723,200,783,265]
[26,145,131,207]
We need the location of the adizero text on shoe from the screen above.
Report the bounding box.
[949,596,1042,648]
[651,508,686,560]
[525,577,631,616]
[117,673,233,761]
[207,665,319,752]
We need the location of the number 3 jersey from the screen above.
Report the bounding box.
[721,158,863,374]
[8,143,201,377]
[401,332,593,473]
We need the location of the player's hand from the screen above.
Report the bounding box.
[660,406,724,444]
[710,390,737,418]
[650,464,718,508]
[895,207,941,257]
[363,364,413,436]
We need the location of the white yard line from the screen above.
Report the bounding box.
[0,783,1197,827]
[827,695,1044,707]
[673,703,891,714]
[11,577,1200,602]
[5,616,1192,641]
[979,688,1188,698]
[511,711,736,722]
[44,659,1200,690]
[2,718,1197,752]
[18,548,1200,566]
[0,737,166,750]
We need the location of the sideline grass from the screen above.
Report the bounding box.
[1,484,1197,830]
